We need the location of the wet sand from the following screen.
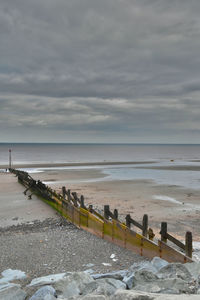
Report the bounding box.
[0,172,59,227]
[28,166,200,241]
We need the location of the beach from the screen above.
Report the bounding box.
[1,161,200,239]
[1,147,200,280]
[27,163,200,239]
[0,171,148,281]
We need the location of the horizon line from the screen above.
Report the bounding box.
[1,142,200,145]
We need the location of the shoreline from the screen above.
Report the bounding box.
[0,160,157,169]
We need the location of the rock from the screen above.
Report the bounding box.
[129,260,157,274]
[132,277,197,294]
[71,295,107,300]
[110,289,200,299]
[123,260,158,289]
[151,257,169,271]
[53,272,94,298]
[81,278,126,296]
[133,269,159,284]
[0,283,26,300]
[84,269,95,275]
[28,272,71,287]
[123,259,167,290]
[29,285,56,300]
[43,296,56,300]
[185,262,200,279]
[92,270,127,280]
[156,263,192,281]
[0,269,26,284]
[123,273,135,289]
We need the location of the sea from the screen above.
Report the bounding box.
[1,143,200,190]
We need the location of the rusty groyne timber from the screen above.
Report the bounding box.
[10,168,193,263]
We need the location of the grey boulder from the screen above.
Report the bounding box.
[53,272,94,298]
[29,285,56,300]
[28,273,71,287]
[110,289,200,299]
[0,283,26,300]
[156,263,193,281]
[81,278,126,296]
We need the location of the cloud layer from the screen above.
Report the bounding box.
[1,0,200,142]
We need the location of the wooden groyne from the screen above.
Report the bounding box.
[10,168,193,263]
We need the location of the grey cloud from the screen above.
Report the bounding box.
[1,0,200,142]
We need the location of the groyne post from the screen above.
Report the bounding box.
[113,209,118,220]
[67,189,71,201]
[62,186,67,200]
[125,214,131,228]
[185,231,193,258]
[104,205,110,220]
[142,214,148,237]
[80,195,85,208]
[160,222,168,243]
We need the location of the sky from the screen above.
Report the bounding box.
[0,0,200,143]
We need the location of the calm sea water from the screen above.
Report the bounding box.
[0,143,200,165]
[1,143,200,189]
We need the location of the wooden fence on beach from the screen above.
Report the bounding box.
[10,168,193,263]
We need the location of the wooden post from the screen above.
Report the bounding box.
[104,205,110,220]
[142,214,148,237]
[62,186,66,200]
[160,222,168,243]
[113,209,118,220]
[71,192,78,207]
[185,231,192,258]
[80,195,85,208]
[67,189,71,201]
[126,214,131,228]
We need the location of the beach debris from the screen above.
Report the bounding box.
[110,254,115,259]
[83,263,95,268]
[102,263,112,266]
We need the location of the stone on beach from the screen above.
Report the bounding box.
[0,269,26,284]
[53,272,94,298]
[29,285,56,300]
[4,257,200,299]
[0,283,26,300]
[110,290,200,300]
[28,273,70,287]
[81,278,126,296]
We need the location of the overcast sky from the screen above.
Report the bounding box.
[1,0,200,143]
